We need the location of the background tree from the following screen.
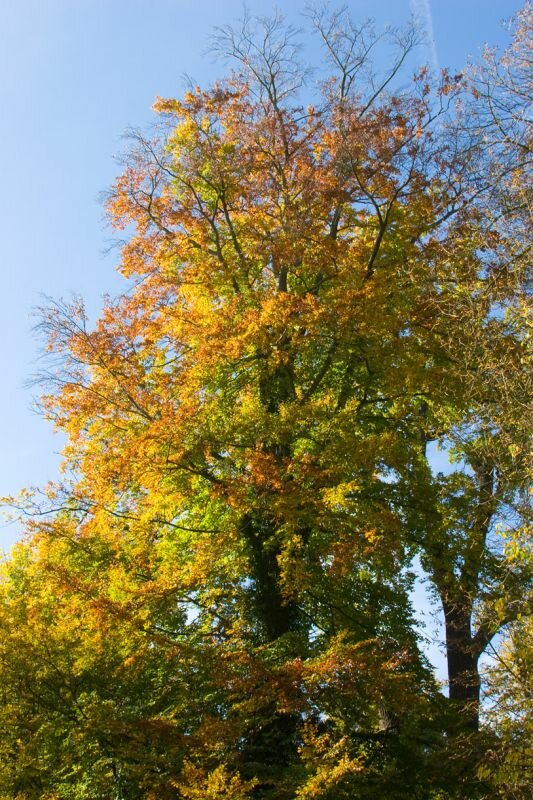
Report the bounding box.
[481,529,532,799]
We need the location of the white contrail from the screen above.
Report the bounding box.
[409,0,440,75]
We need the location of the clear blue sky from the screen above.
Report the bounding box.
[0,0,522,675]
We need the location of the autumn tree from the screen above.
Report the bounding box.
[481,531,532,798]
[0,6,531,799]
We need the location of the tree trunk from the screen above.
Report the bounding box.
[443,603,481,731]
[241,512,300,642]
[238,512,302,793]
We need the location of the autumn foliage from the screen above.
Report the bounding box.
[0,5,531,799]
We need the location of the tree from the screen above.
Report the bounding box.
[412,1,532,732]
[481,529,532,799]
[1,5,530,799]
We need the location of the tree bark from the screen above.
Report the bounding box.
[443,603,481,731]
[241,512,300,641]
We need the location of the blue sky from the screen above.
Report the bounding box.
[0,0,522,675]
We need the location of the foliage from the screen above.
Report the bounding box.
[0,4,531,798]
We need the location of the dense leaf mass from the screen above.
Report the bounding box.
[0,5,531,798]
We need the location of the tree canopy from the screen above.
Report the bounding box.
[1,5,531,799]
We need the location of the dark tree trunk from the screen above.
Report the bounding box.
[241,512,300,642]
[239,512,302,794]
[443,604,481,731]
